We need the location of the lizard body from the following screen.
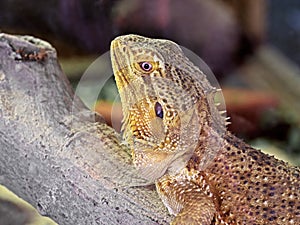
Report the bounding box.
[110,34,300,225]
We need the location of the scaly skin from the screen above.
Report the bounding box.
[110,34,300,225]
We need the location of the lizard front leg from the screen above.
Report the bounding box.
[156,168,220,225]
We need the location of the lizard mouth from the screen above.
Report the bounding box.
[110,38,124,72]
[110,38,131,89]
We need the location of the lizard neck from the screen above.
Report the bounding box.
[182,93,227,171]
[186,120,227,171]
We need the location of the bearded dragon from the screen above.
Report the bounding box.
[110,34,300,225]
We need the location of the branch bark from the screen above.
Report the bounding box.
[0,33,170,225]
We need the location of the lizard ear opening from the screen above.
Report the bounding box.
[155,102,164,119]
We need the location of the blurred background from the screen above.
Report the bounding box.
[0,0,299,165]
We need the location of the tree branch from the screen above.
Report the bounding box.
[0,33,170,225]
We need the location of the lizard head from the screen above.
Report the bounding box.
[111,34,225,182]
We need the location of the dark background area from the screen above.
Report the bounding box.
[268,0,300,65]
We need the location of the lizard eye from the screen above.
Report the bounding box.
[155,102,163,119]
[139,62,153,72]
